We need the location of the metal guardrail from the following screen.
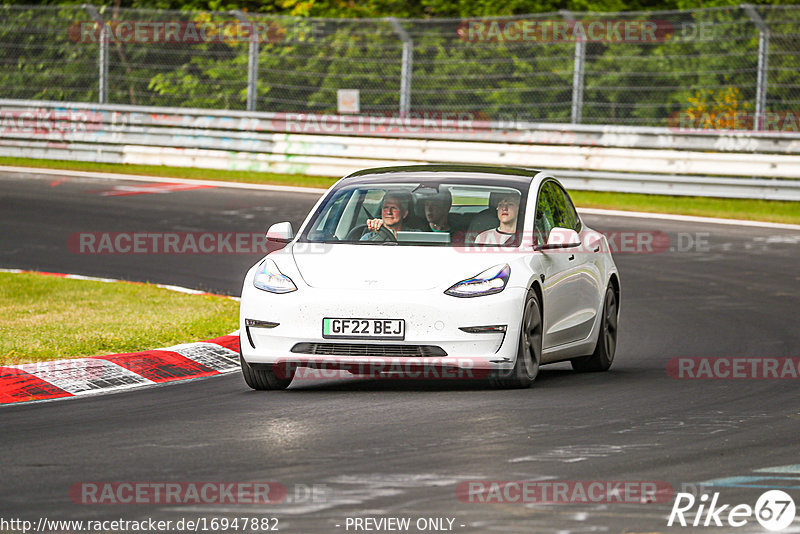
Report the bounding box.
[3,99,800,154]
[1,99,799,201]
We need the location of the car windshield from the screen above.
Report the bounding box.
[300,178,529,247]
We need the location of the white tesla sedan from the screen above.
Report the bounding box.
[239,165,619,389]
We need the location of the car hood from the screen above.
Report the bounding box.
[290,242,510,290]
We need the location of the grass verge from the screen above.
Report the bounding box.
[570,190,800,225]
[0,156,338,189]
[1,156,799,224]
[0,272,238,365]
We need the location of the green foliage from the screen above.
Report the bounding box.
[0,3,798,126]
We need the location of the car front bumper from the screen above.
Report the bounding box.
[239,282,527,372]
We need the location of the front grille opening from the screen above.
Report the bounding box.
[291,343,447,357]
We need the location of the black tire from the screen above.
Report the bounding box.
[490,289,542,389]
[571,285,618,372]
[240,354,294,390]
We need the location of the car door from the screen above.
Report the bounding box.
[537,181,598,351]
[551,182,604,343]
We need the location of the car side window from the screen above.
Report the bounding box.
[534,183,557,247]
[551,183,582,232]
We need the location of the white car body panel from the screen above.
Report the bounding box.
[239,166,619,375]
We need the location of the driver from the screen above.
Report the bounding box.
[361,192,413,241]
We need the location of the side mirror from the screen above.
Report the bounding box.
[266,222,294,243]
[542,227,581,250]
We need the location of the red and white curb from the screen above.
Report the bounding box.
[0,269,241,405]
[0,334,241,405]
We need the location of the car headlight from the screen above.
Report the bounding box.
[253,258,297,294]
[445,264,510,298]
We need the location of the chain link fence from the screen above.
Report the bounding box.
[1,4,798,127]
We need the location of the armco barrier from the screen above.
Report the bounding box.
[1,99,799,201]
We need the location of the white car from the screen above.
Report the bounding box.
[239,165,619,389]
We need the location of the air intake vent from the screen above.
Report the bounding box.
[291,343,447,357]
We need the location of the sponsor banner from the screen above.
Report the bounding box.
[457,19,674,43]
[667,357,800,379]
[456,480,674,504]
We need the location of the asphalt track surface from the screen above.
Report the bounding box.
[1,169,799,533]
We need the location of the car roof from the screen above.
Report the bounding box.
[341,164,545,186]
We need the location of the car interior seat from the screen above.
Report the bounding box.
[413,189,468,232]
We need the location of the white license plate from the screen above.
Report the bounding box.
[322,318,405,340]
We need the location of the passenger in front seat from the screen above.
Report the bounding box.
[474,193,520,245]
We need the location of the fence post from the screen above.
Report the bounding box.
[742,4,769,131]
[387,17,413,117]
[233,10,258,112]
[560,10,585,124]
[83,4,108,104]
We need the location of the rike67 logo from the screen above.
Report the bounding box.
[668,490,796,531]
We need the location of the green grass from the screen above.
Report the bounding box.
[0,156,338,189]
[2,156,799,224]
[0,272,239,365]
[570,190,800,225]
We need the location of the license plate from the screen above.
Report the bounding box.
[322,318,405,340]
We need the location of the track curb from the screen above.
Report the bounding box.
[0,270,241,405]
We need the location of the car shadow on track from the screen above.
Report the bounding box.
[275,364,644,392]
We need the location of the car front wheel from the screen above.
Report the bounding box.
[240,354,294,390]
[571,285,617,372]
[490,288,542,389]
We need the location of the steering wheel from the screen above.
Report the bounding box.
[345,224,396,242]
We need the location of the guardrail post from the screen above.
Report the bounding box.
[561,10,585,124]
[83,4,108,104]
[387,17,413,117]
[742,4,770,131]
[233,10,258,112]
